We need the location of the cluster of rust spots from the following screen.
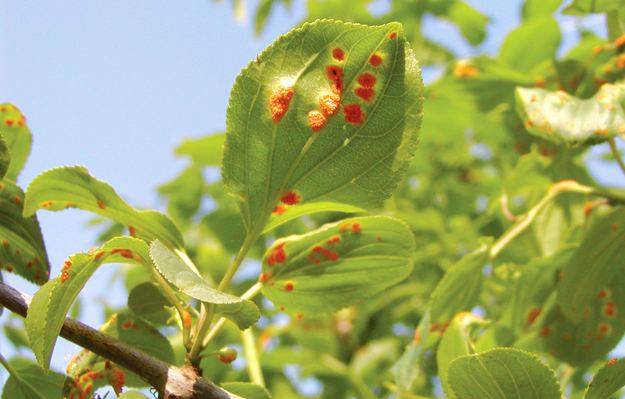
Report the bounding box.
[60,259,72,283]
[0,104,26,127]
[269,85,295,123]
[355,72,376,102]
[41,200,54,208]
[608,357,618,366]
[267,242,287,266]
[65,361,125,399]
[308,244,339,264]
[280,190,300,205]
[111,248,135,260]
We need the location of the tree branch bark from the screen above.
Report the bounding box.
[0,282,242,399]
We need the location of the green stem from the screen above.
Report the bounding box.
[202,282,264,348]
[241,328,265,387]
[187,233,258,365]
[0,353,17,380]
[608,138,625,179]
[490,180,593,259]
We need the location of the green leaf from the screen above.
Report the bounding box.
[0,180,50,284]
[516,81,625,147]
[448,348,561,399]
[26,236,148,370]
[584,357,625,399]
[557,208,625,323]
[262,201,364,234]
[446,1,489,46]
[563,0,625,15]
[500,17,561,72]
[0,103,32,181]
[428,243,490,331]
[437,313,483,399]
[221,382,272,399]
[2,358,65,399]
[174,132,225,166]
[222,20,422,233]
[260,216,414,315]
[127,282,173,326]
[523,0,563,19]
[150,240,260,329]
[23,166,184,249]
[0,133,9,179]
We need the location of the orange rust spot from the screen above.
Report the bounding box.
[122,320,138,330]
[608,358,618,366]
[60,271,70,283]
[110,368,125,395]
[313,245,323,252]
[593,45,604,55]
[369,54,382,67]
[598,323,612,335]
[376,236,382,241]
[526,307,541,327]
[584,202,594,216]
[41,201,54,208]
[389,32,397,39]
[97,200,106,209]
[258,272,271,282]
[358,73,377,88]
[280,191,300,205]
[17,117,25,127]
[453,62,479,78]
[322,249,338,261]
[339,223,350,233]
[63,259,72,271]
[598,289,610,299]
[604,303,617,318]
[128,225,136,237]
[327,235,340,244]
[284,281,294,292]
[332,47,345,61]
[539,326,551,337]
[326,65,344,93]
[344,104,364,124]
[2,239,8,249]
[6,265,13,273]
[352,223,361,233]
[27,260,33,268]
[308,110,328,132]
[355,87,375,102]
[12,196,21,205]
[615,34,625,48]
[413,328,421,344]
[279,305,286,311]
[319,91,341,116]
[272,205,287,215]
[267,243,287,266]
[182,311,192,329]
[4,119,14,127]
[296,313,304,320]
[269,85,294,123]
[94,251,106,260]
[535,78,546,88]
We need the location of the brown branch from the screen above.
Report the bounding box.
[0,282,243,399]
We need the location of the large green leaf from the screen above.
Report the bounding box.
[500,17,561,72]
[23,166,184,249]
[0,103,32,181]
[0,133,9,179]
[26,237,148,370]
[0,180,50,284]
[428,243,490,333]
[222,20,422,233]
[557,208,625,323]
[448,348,561,399]
[150,240,260,329]
[563,0,625,15]
[259,216,413,315]
[1,358,64,399]
[516,81,625,147]
[584,357,625,399]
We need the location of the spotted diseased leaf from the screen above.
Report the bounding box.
[259,216,414,315]
[557,208,625,323]
[448,348,561,399]
[23,166,184,249]
[222,19,422,233]
[0,103,32,181]
[0,180,50,284]
[584,357,625,399]
[563,0,625,15]
[538,268,625,365]
[150,240,260,330]
[516,82,625,147]
[65,313,175,395]
[26,237,148,370]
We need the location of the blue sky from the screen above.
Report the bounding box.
[0,0,620,393]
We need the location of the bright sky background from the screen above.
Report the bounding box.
[0,0,620,394]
